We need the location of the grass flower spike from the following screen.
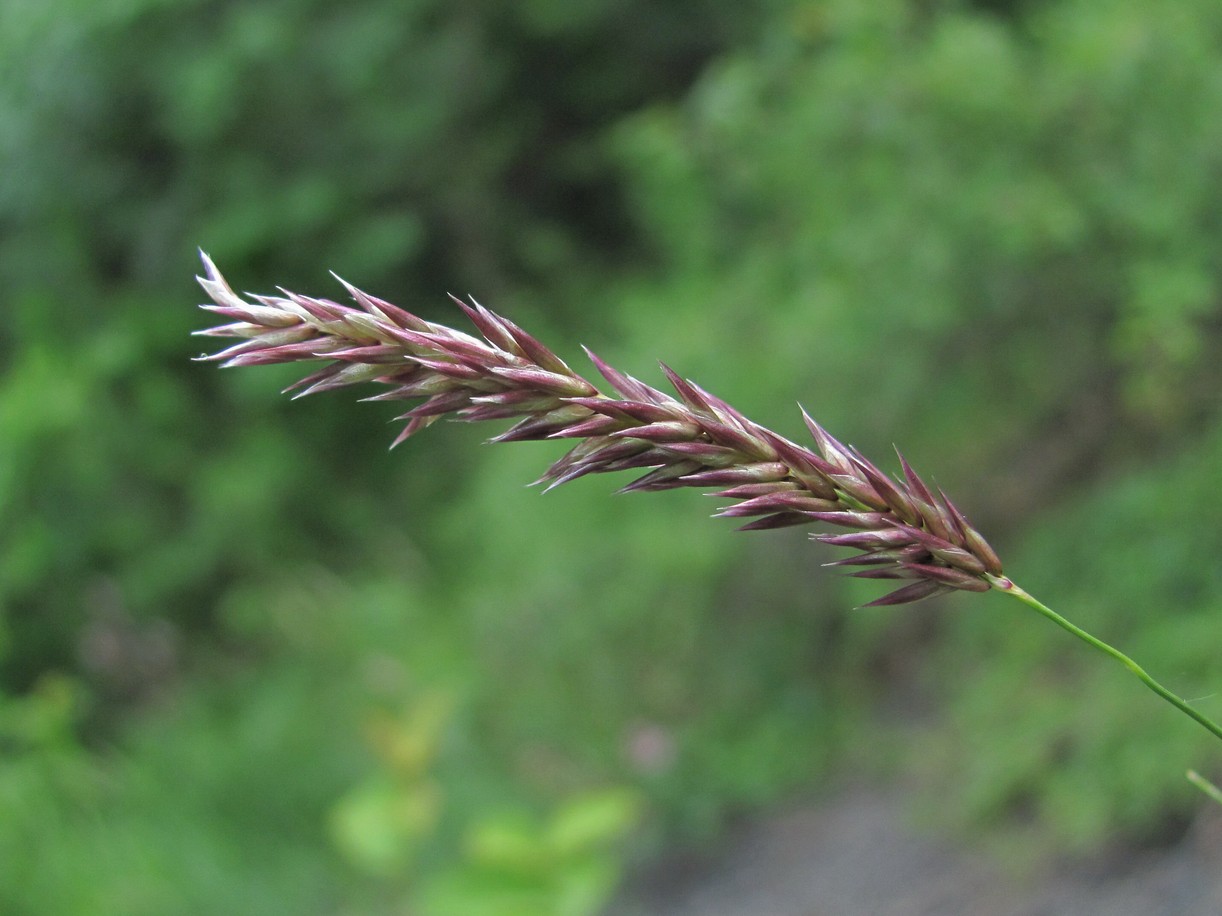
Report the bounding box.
[194,252,1002,607]
[194,253,1222,796]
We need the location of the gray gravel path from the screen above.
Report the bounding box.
[612,787,1222,916]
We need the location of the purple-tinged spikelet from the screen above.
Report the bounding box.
[194,254,1003,605]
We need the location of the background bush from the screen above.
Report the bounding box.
[4,0,1222,911]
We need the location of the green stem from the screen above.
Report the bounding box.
[1187,770,1222,806]
[987,575,1222,744]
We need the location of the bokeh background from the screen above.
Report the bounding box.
[4,0,1222,912]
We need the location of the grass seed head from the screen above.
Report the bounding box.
[196,255,1004,604]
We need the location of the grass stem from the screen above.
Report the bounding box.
[1186,770,1222,805]
[989,575,1222,744]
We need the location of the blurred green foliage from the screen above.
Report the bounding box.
[417,787,641,916]
[3,0,1222,911]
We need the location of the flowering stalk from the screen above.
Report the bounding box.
[194,253,1002,606]
[194,253,1222,777]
